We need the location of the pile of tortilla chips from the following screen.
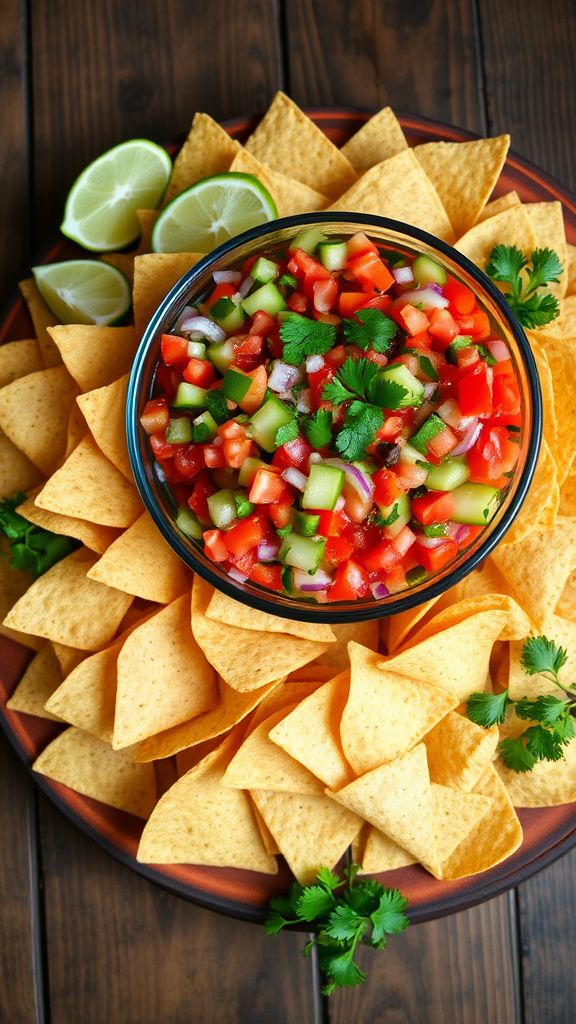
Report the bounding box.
[2,93,576,889]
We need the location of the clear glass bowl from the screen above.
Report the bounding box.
[126,213,542,623]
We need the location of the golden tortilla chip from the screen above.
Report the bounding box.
[508,614,576,699]
[425,783,493,878]
[16,491,119,555]
[245,678,321,732]
[286,665,335,682]
[560,471,576,518]
[496,738,576,806]
[0,366,78,475]
[330,149,455,242]
[51,641,87,675]
[315,619,379,670]
[529,335,557,450]
[491,516,576,628]
[205,586,335,643]
[501,439,557,545]
[566,243,576,295]
[133,252,203,337]
[340,107,408,172]
[0,339,43,387]
[385,596,443,655]
[360,828,416,874]
[230,149,329,216]
[423,711,499,791]
[455,205,536,271]
[34,435,142,528]
[114,593,216,749]
[222,706,324,795]
[524,202,567,299]
[47,324,139,392]
[135,209,158,252]
[556,570,576,620]
[531,331,576,485]
[6,642,62,720]
[64,405,88,459]
[18,278,61,367]
[163,113,240,205]
[250,798,280,856]
[476,191,521,223]
[414,136,510,236]
[76,374,132,480]
[3,547,133,651]
[87,511,189,604]
[33,727,156,818]
[45,641,121,741]
[0,432,44,499]
[410,594,530,644]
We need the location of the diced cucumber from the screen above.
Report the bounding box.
[426,457,470,491]
[173,381,208,410]
[422,522,449,537]
[302,464,344,511]
[377,492,411,536]
[241,282,287,317]
[233,489,254,519]
[406,565,428,587]
[410,414,447,456]
[187,340,207,359]
[166,417,192,443]
[399,443,431,469]
[248,395,294,453]
[214,301,245,334]
[412,254,447,287]
[207,338,236,374]
[380,364,425,408]
[288,227,328,254]
[292,510,321,537]
[238,456,267,486]
[317,240,347,271]
[175,506,203,541]
[207,489,237,529]
[452,482,500,525]
[278,533,326,572]
[222,368,251,403]
[192,410,218,441]
[251,256,279,283]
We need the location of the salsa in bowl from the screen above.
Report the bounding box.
[126,214,541,622]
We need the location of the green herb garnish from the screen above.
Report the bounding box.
[321,358,409,461]
[342,309,398,353]
[274,419,299,447]
[0,492,78,577]
[302,408,333,449]
[204,390,233,424]
[485,246,562,328]
[279,313,336,365]
[210,296,236,320]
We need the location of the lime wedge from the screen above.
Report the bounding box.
[32,260,131,326]
[151,172,278,254]
[61,139,172,252]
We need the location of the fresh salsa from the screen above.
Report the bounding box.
[139,227,522,603]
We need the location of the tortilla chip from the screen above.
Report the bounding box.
[385,596,443,655]
[33,727,156,818]
[47,324,138,393]
[410,593,530,645]
[250,798,280,855]
[6,642,62,720]
[175,732,232,777]
[315,619,379,670]
[138,739,276,872]
[360,828,416,874]
[245,92,356,199]
[566,243,576,295]
[51,641,87,675]
[496,738,576,806]
[0,432,44,499]
[0,366,78,475]
[524,202,567,300]
[560,472,576,518]
[508,614,576,699]
[18,278,61,367]
[529,335,557,450]
[222,706,324,795]
[414,136,509,236]
[491,516,576,628]
[135,209,158,252]
[423,711,499,791]
[341,642,457,774]
[16,492,119,555]
[229,149,329,216]
[76,373,132,480]
[476,191,521,223]
[34,435,142,528]
[251,789,361,885]
[330,149,455,242]
[500,439,558,545]
[425,783,493,878]
[286,665,335,683]
[556,570,576,620]
[87,512,189,604]
[245,678,321,732]
[0,555,43,649]
[455,205,536,272]
[531,331,576,485]
[133,253,203,337]
[0,339,44,387]
[268,673,352,789]
[163,113,240,205]
[205,586,335,643]
[340,107,408,171]
[45,641,121,741]
[3,547,133,651]
[113,593,216,749]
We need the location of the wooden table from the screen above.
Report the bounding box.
[1,2,575,1021]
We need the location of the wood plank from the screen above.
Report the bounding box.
[479,0,576,189]
[0,0,29,307]
[29,0,280,253]
[39,795,322,1024]
[284,0,485,133]
[518,847,576,1024]
[0,735,43,1023]
[329,893,520,1023]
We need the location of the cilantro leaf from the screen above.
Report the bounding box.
[514,694,568,726]
[500,736,537,773]
[279,313,336,365]
[322,377,356,405]
[343,308,398,353]
[332,357,380,402]
[466,690,511,728]
[367,376,409,410]
[485,245,527,294]
[335,404,384,461]
[527,248,563,292]
[521,635,568,677]
[370,889,409,943]
[302,409,333,449]
[320,949,366,992]
[323,357,409,412]
[296,885,335,921]
[0,492,78,578]
[553,715,576,743]
[274,419,299,446]
[486,245,563,328]
[510,292,559,329]
[210,296,236,319]
[316,867,341,892]
[523,725,565,762]
[417,355,439,382]
[373,502,400,527]
[325,905,364,942]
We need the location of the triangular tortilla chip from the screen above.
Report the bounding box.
[47,325,138,392]
[6,642,62,720]
[133,252,203,336]
[406,594,530,645]
[0,432,43,500]
[33,727,156,818]
[18,278,60,367]
[205,586,335,643]
[476,191,520,223]
[250,797,281,855]
[423,711,499,791]
[251,788,361,885]
[556,569,576,620]
[16,491,119,555]
[45,641,121,741]
[51,641,87,675]
[566,243,576,295]
[315,619,379,670]
[113,593,216,749]
[508,614,576,700]
[222,706,324,795]
[502,439,557,545]
[531,332,576,485]
[163,113,240,205]
[439,765,523,878]
[87,511,189,604]
[230,149,329,216]
[76,374,132,480]
[425,783,493,878]
[385,596,443,655]
[414,136,510,236]
[360,828,416,874]
[245,678,322,732]
[529,335,556,451]
[524,202,567,299]
[0,366,77,474]
[455,204,536,270]
[340,107,408,171]
[0,339,43,387]
[491,516,576,628]
[496,738,576,806]
[135,209,158,252]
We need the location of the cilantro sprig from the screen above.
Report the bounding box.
[279,313,336,365]
[302,408,333,449]
[466,635,576,772]
[0,492,78,577]
[485,246,563,329]
[265,864,409,996]
[342,308,398,353]
[321,357,409,461]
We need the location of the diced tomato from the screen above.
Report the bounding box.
[313,509,350,537]
[272,435,312,470]
[287,248,331,282]
[149,431,177,459]
[438,362,459,399]
[154,362,178,403]
[267,501,293,528]
[203,444,227,469]
[455,346,480,370]
[390,524,416,557]
[250,310,275,337]
[458,362,493,417]
[364,350,389,367]
[228,548,258,574]
[161,334,188,366]
[223,436,255,469]
[248,467,286,504]
[313,310,341,326]
[188,475,214,524]
[205,282,236,308]
[375,416,404,442]
[327,559,370,601]
[140,398,170,435]
[427,425,458,462]
[408,330,432,351]
[233,333,265,371]
[313,277,339,312]
[338,291,372,317]
[346,232,379,259]
[467,425,519,485]
[216,420,245,440]
[249,562,283,592]
[358,541,401,574]
[308,365,335,409]
[361,293,394,313]
[491,361,521,415]
[428,307,459,348]
[414,539,459,573]
[324,537,354,564]
[411,491,455,525]
[287,291,308,313]
[347,251,394,293]
[223,515,266,557]
[172,444,205,480]
[183,358,216,387]
[467,310,490,340]
[373,468,401,506]
[398,303,430,336]
[237,364,268,414]
[203,529,229,562]
[324,344,347,370]
[443,276,476,315]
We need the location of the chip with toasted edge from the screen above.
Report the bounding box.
[359,827,416,875]
[250,797,281,856]
[87,511,189,604]
[414,136,510,237]
[251,788,361,886]
[502,440,557,545]
[508,613,576,700]
[286,665,335,682]
[45,641,121,741]
[476,191,521,223]
[51,641,87,675]
[329,149,455,243]
[205,587,335,643]
[556,570,576,621]
[0,431,44,499]
[245,92,356,199]
[380,610,508,701]
[64,405,88,460]
[76,374,132,480]
[341,642,457,775]
[566,243,576,295]
[18,278,60,367]
[113,593,216,749]
[385,596,443,655]
[133,252,203,337]
[3,547,133,651]
[33,727,156,818]
[34,435,142,528]
[529,335,557,450]
[315,619,379,670]
[6,643,62,720]
[560,470,576,518]
[229,149,329,217]
[47,324,139,393]
[0,366,78,476]
[135,209,158,252]
[405,594,530,646]
[423,711,499,792]
[496,737,576,806]
[454,204,536,272]
[191,575,331,691]
[163,113,240,206]
[424,783,493,878]
[244,677,322,733]
[137,738,277,873]
[100,251,135,284]
[268,673,352,790]
[16,491,119,556]
[0,339,44,388]
[491,516,576,629]
[340,107,408,172]
[524,201,567,299]
[530,331,576,486]
[328,744,434,864]
[221,706,324,795]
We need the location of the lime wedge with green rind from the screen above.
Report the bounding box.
[61,139,172,252]
[151,172,278,254]
[32,260,131,326]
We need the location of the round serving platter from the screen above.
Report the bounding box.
[1,109,575,925]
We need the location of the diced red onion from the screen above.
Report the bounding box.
[371,581,390,599]
[324,458,374,502]
[417,534,446,549]
[297,389,312,413]
[308,452,323,466]
[487,339,511,363]
[257,538,281,562]
[179,315,225,343]
[423,382,438,400]
[446,521,470,543]
[437,399,475,431]
[396,287,449,310]
[451,420,481,456]
[428,282,444,294]
[306,354,325,373]
[213,270,242,285]
[282,467,307,491]
[238,274,254,299]
[228,566,249,583]
[268,361,304,393]
[335,495,346,511]
[392,265,414,285]
[175,305,198,331]
[293,567,333,591]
